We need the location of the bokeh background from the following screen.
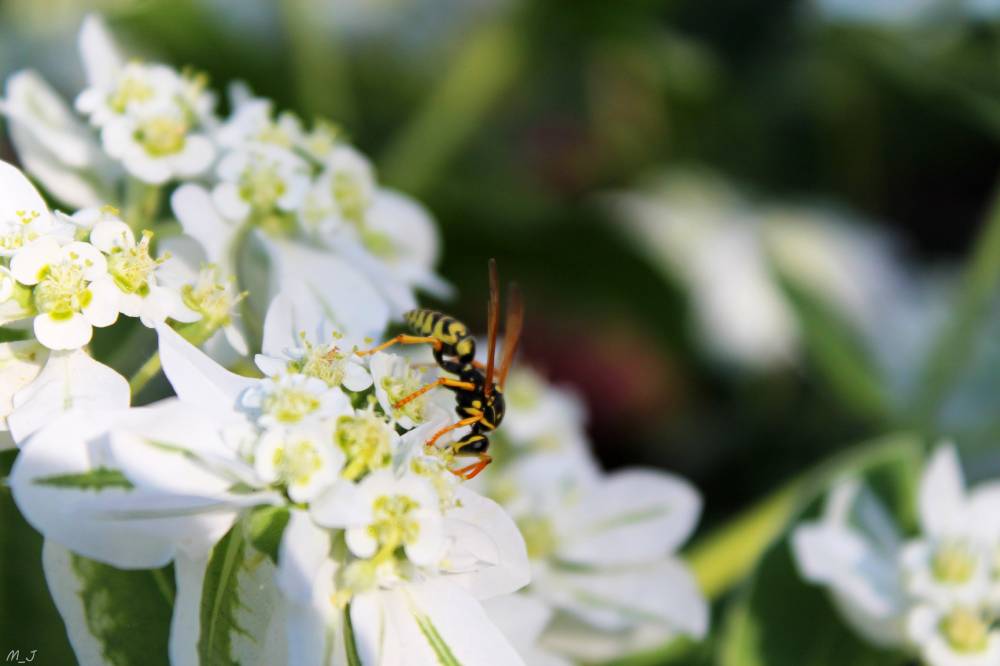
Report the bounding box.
[4,0,1000,663]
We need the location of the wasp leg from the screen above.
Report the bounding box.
[425,415,482,449]
[394,378,476,409]
[356,334,442,356]
[452,455,493,480]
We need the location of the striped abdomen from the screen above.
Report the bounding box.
[405,309,476,363]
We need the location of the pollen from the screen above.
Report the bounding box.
[261,386,322,424]
[238,160,288,212]
[271,439,324,488]
[337,411,393,480]
[382,367,427,424]
[181,265,244,326]
[931,542,978,585]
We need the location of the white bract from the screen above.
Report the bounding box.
[480,367,708,663]
[792,445,1000,665]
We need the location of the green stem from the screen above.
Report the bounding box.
[910,179,1000,431]
[128,352,162,397]
[684,433,920,600]
[123,177,162,232]
[344,605,362,666]
[378,18,525,195]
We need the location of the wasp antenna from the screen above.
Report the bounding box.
[497,281,523,389]
[484,259,500,396]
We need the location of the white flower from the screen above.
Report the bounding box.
[483,594,572,666]
[171,182,393,341]
[254,424,345,503]
[369,351,447,430]
[213,144,310,223]
[240,372,351,428]
[793,443,1000,656]
[792,478,910,647]
[257,290,372,391]
[87,214,184,327]
[300,144,376,235]
[101,107,215,185]
[11,237,118,349]
[488,453,707,662]
[907,603,1000,666]
[215,93,304,151]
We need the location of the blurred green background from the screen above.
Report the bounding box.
[4,0,1000,663]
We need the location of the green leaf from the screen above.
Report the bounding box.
[199,525,247,666]
[717,442,919,666]
[34,468,134,491]
[774,271,889,421]
[42,541,173,666]
[198,520,286,666]
[243,505,290,564]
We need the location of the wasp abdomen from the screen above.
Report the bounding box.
[404,309,476,362]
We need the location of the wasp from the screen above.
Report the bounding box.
[358,259,523,479]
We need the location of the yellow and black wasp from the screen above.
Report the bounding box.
[358,259,523,479]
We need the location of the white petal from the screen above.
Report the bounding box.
[310,480,366,528]
[79,14,123,91]
[919,444,967,537]
[558,469,701,566]
[124,151,172,185]
[346,526,378,559]
[267,238,390,341]
[82,276,120,328]
[9,350,128,443]
[169,551,209,666]
[276,510,331,604]
[261,290,297,358]
[342,362,373,392]
[34,312,93,350]
[534,558,708,637]
[90,219,134,253]
[170,184,236,265]
[212,182,251,221]
[397,579,526,666]
[483,595,571,666]
[0,159,50,223]
[404,512,445,566]
[10,236,61,285]
[442,487,531,599]
[173,135,215,177]
[156,323,256,417]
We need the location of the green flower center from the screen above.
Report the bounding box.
[135,116,188,156]
[369,494,421,553]
[290,341,348,387]
[271,439,324,488]
[337,413,392,480]
[941,607,990,653]
[381,369,426,424]
[932,542,978,585]
[33,262,91,318]
[181,266,243,326]
[517,515,558,560]
[262,386,321,424]
[108,74,154,114]
[238,161,288,212]
[106,231,160,295]
[332,171,368,225]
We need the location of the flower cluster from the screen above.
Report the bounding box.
[12,293,530,664]
[1,14,447,343]
[479,368,708,664]
[793,445,1000,666]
